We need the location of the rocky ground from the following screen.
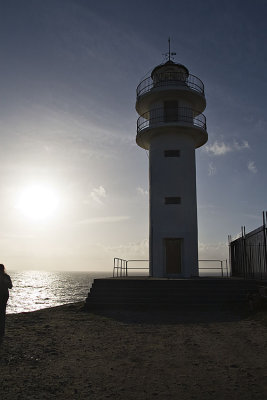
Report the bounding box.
[1,303,267,399]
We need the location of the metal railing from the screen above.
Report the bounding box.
[199,259,229,278]
[113,258,127,277]
[136,72,205,98]
[137,107,206,133]
[113,258,149,277]
[113,258,228,278]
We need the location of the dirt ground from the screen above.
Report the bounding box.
[1,303,267,399]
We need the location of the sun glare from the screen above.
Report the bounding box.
[16,185,60,221]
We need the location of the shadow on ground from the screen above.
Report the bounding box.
[85,306,251,325]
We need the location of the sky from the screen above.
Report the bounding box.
[0,0,267,271]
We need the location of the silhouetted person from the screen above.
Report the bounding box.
[0,264,12,338]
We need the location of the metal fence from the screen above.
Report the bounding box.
[229,211,267,279]
[113,258,228,277]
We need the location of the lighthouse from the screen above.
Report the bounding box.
[136,47,207,278]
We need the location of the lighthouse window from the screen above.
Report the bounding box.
[164,150,180,157]
[165,197,181,204]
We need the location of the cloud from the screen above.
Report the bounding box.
[137,186,148,195]
[229,232,242,241]
[79,215,130,224]
[89,186,106,205]
[198,241,228,261]
[106,239,149,259]
[234,140,250,150]
[247,161,257,174]
[204,141,232,155]
[208,162,216,176]
[204,140,250,156]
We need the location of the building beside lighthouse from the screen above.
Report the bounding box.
[136,58,207,278]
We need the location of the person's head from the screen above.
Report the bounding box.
[0,264,5,273]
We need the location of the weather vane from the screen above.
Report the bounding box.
[163,37,176,62]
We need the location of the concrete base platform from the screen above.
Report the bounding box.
[85,277,259,311]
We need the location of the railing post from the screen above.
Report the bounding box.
[221,261,223,277]
[241,226,246,278]
[228,235,232,277]
[259,242,262,280]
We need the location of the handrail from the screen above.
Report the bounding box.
[136,73,205,98]
[126,259,149,277]
[113,257,127,277]
[199,259,228,278]
[113,258,229,278]
[113,258,149,277]
[137,106,206,133]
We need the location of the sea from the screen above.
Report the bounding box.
[6,270,111,314]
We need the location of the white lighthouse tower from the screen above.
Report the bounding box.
[136,45,207,278]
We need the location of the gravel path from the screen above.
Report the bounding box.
[1,303,267,399]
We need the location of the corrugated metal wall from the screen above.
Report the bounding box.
[230,213,267,279]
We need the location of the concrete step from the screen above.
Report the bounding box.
[85,278,259,311]
[89,281,257,294]
[86,297,250,306]
[85,301,244,311]
[91,278,257,286]
[86,295,247,305]
[89,287,255,295]
[87,288,252,296]
[87,294,248,301]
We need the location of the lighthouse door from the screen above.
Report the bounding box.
[165,238,182,274]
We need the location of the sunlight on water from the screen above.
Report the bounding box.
[7,270,110,314]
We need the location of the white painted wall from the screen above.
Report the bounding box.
[136,61,206,278]
[149,130,199,277]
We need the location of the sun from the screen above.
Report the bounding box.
[16,184,60,221]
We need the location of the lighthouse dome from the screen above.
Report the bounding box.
[151,60,189,80]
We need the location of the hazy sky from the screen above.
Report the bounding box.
[1,0,267,271]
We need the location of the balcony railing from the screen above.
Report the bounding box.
[137,107,206,133]
[136,72,205,98]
